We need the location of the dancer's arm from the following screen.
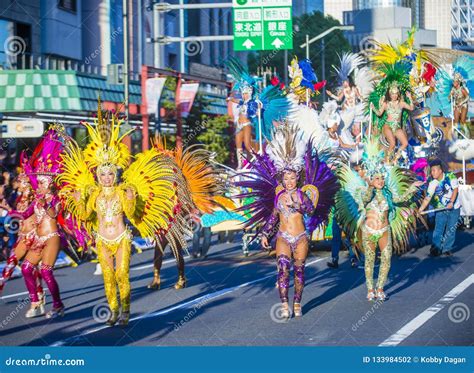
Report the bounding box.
[370,101,386,117]
[120,185,137,217]
[297,191,316,215]
[261,208,279,248]
[326,89,343,102]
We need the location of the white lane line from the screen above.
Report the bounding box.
[0,291,30,300]
[50,257,326,346]
[379,273,474,346]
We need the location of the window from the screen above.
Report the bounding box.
[0,19,31,69]
[58,0,77,13]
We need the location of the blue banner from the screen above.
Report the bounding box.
[0,347,472,372]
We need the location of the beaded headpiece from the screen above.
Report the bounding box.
[82,98,132,181]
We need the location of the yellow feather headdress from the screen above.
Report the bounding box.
[82,98,132,172]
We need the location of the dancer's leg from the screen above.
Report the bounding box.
[293,237,308,316]
[40,236,63,313]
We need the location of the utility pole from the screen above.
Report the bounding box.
[179,0,185,72]
[123,0,129,126]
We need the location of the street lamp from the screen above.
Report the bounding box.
[300,25,354,102]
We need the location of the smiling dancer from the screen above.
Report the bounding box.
[234,124,338,319]
[0,155,44,308]
[58,101,177,326]
[12,128,66,318]
[335,141,423,301]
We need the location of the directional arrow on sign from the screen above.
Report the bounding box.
[242,39,255,49]
[271,38,284,49]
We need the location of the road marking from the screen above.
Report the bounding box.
[0,291,30,300]
[379,273,474,346]
[50,257,325,346]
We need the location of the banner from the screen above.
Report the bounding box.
[0,120,44,138]
[178,83,200,118]
[145,77,167,116]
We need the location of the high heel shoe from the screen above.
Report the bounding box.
[106,311,120,326]
[118,311,130,326]
[25,302,45,318]
[367,289,376,302]
[293,303,302,317]
[376,289,386,301]
[280,302,291,320]
[147,271,161,290]
[174,275,187,290]
[45,305,65,319]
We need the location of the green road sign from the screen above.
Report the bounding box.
[233,0,293,52]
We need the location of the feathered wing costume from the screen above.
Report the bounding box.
[58,100,177,322]
[147,136,226,289]
[330,52,373,129]
[434,55,474,118]
[13,126,71,316]
[233,123,338,311]
[226,57,291,143]
[334,140,423,298]
[366,27,441,71]
[233,124,339,240]
[368,62,413,131]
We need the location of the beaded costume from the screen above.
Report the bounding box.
[234,124,339,317]
[335,141,422,300]
[58,100,177,326]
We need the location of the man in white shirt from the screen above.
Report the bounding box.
[419,159,461,257]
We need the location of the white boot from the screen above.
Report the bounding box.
[236,148,243,169]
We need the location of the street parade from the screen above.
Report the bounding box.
[0,1,473,372]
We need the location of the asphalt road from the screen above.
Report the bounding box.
[0,229,473,347]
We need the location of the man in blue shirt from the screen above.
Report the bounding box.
[419,159,461,257]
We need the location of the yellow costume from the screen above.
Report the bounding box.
[58,100,177,326]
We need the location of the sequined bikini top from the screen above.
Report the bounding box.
[386,102,402,123]
[97,189,123,227]
[452,86,465,105]
[276,189,303,221]
[366,191,389,214]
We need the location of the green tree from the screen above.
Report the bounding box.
[248,11,351,92]
[196,115,231,164]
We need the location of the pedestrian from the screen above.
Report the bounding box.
[327,213,358,269]
[418,159,461,257]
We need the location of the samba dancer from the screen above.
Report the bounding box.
[59,101,177,326]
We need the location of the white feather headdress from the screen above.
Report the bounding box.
[267,123,307,173]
